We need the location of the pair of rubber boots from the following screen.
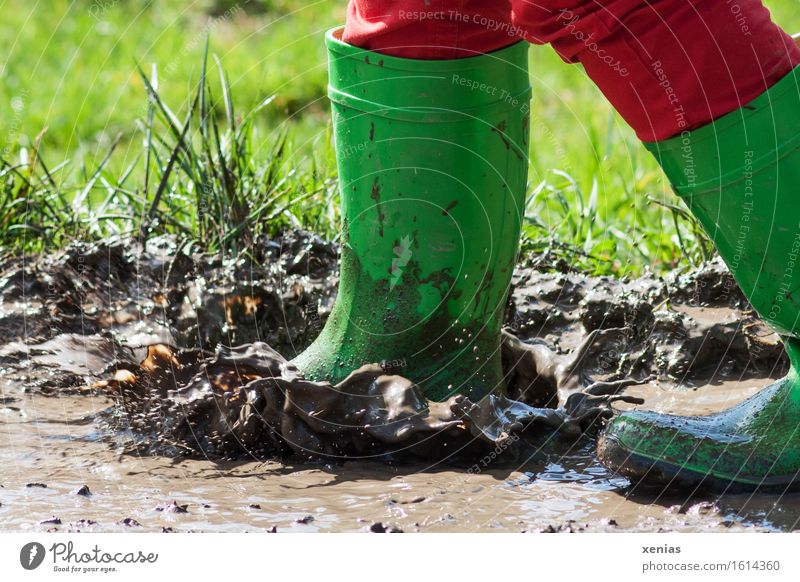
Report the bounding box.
[292,28,800,492]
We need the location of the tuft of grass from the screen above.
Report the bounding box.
[520,167,712,276]
[0,40,339,255]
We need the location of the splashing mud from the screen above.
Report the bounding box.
[91,337,648,461]
[1,232,798,531]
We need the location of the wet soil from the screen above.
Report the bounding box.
[1,232,798,532]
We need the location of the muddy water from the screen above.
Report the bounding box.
[2,234,800,532]
[3,384,800,533]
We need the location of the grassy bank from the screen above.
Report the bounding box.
[1,0,796,275]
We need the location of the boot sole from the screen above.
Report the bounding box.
[598,432,800,494]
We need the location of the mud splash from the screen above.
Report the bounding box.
[2,232,798,531]
[92,337,643,461]
[0,232,785,460]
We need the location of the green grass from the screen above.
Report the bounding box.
[0,43,340,254]
[0,0,797,275]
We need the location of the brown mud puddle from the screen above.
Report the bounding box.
[1,233,799,532]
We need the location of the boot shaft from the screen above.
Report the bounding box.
[293,30,531,401]
[645,66,800,337]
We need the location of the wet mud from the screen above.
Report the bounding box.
[1,232,798,531]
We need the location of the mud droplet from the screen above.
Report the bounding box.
[369,522,403,533]
[155,500,188,513]
[40,516,62,525]
[73,484,92,497]
[396,496,425,504]
[370,177,385,237]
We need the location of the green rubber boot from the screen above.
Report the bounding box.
[291,29,531,401]
[598,66,800,491]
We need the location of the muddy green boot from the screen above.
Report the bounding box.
[598,66,800,492]
[291,29,531,401]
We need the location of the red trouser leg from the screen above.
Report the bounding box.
[343,0,800,141]
[512,0,800,140]
[341,1,516,58]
